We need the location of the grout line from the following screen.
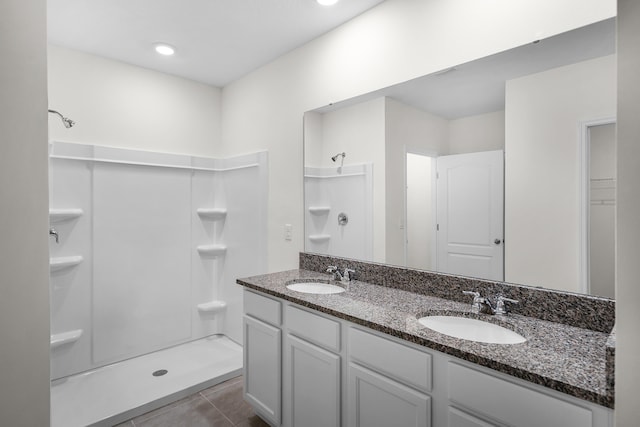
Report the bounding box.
[201,393,235,426]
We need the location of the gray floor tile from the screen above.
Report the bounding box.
[234,414,270,427]
[201,380,255,425]
[133,394,233,427]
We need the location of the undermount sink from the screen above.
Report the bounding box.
[418,315,526,344]
[286,282,345,295]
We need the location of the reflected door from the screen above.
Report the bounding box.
[436,150,504,281]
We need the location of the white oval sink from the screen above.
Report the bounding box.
[286,282,345,295]
[418,315,526,344]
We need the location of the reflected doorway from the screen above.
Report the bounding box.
[405,152,437,270]
[586,122,616,298]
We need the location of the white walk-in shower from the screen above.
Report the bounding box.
[304,163,373,261]
[48,142,267,426]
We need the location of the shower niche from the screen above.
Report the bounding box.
[48,141,267,380]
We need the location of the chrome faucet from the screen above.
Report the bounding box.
[327,266,355,284]
[463,291,519,316]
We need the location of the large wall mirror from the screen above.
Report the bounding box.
[303,18,616,298]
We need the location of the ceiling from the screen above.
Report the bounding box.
[314,18,616,119]
[47,0,386,87]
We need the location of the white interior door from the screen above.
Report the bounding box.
[436,150,504,281]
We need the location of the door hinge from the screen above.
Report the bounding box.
[437,224,440,231]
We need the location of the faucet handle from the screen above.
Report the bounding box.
[494,295,519,316]
[463,291,483,312]
[326,265,338,273]
[343,268,356,281]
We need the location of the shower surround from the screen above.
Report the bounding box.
[48,141,267,424]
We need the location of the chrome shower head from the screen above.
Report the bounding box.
[48,109,75,128]
[331,152,345,162]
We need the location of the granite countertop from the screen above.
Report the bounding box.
[237,269,613,408]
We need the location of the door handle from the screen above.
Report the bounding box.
[494,239,502,245]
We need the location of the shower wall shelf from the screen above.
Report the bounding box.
[197,244,227,257]
[308,234,331,243]
[49,208,84,222]
[50,255,84,272]
[196,300,227,313]
[50,329,83,350]
[308,206,331,215]
[197,208,227,220]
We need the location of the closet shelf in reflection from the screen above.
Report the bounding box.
[196,208,227,220]
[50,255,84,272]
[308,234,331,243]
[49,208,84,222]
[50,329,83,350]
[196,300,227,313]
[197,244,227,257]
[308,206,331,215]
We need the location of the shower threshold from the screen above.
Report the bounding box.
[50,335,243,427]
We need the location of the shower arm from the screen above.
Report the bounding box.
[48,109,75,128]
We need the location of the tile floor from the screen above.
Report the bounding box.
[115,376,269,427]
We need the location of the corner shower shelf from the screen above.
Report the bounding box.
[50,329,83,350]
[197,244,227,257]
[308,234,331,243]
[49,208,84,222]
[197,300,227,314]
[197,208,227,220]
[308,206,331,215]
[50,255,83,272]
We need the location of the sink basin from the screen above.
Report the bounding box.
[286,282,345,295]
[418,315,526,344]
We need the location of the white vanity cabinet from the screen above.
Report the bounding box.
[348,327,432,427]
[284,305,341,427]
[242,289,613,427]
[243,291,282,426]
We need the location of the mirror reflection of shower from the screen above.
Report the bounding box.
[48,109,75,128]
[331,151,345,173]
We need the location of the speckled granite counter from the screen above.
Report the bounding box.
[237,268,615,408]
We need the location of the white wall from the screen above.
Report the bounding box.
[48,45,221,157]
[385,97,448,266]
[504,55,616,292]
[616,0,640,424]
[221,0,615,273]
[449,110,505,154]
[305,98,386,261]
[0,1,51,426]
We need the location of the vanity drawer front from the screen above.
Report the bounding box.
[448,363,592,427]
[349,327,432,392]
[286,305,341,352]
[244,290,281,326]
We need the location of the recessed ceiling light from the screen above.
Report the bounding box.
[154,44,175,56]
[317,0,339,5]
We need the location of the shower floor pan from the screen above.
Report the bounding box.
[50,335,243,427]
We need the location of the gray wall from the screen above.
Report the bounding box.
[616,0,640,425]
[0,0,51,426]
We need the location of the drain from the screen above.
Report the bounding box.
[152,369,168,377]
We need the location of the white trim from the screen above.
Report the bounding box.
[49,154,259,172]
[578,117,616,295]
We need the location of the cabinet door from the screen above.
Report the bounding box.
[348,363,430,427]
[243,316,281,426]
[288,335,341,427]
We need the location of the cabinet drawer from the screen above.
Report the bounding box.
[449,362,592,427]
[349,327,432,392]
[448,407,497,427]
[286,305,340,352]
[244,290,281,326]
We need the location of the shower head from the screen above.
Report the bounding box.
[331,152,345,162]
[48,109,75,128]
